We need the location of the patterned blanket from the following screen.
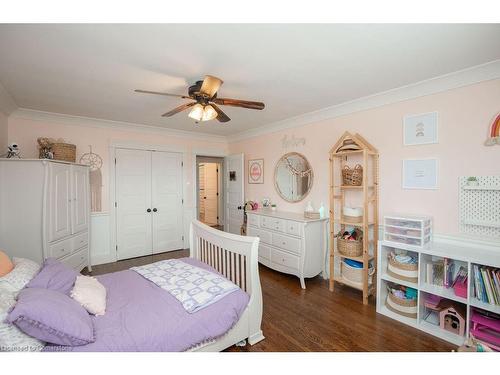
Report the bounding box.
[131,259,239,313]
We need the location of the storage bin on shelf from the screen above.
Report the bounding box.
[385,285,418,319]
[387,251,418,283]
[342,164,363,186]
[342,206,363,224]
[384,214,432,248]
[341,259,374,287]
[337,228,363,257]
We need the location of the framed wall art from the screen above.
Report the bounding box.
[403,111,438,146]
[402,158,438,190]
[248,159,264,184]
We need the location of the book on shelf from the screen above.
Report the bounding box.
[473,265,500,306]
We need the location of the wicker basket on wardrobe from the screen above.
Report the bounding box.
[342,164,363,186]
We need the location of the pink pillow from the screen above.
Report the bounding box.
[70,275,107,316]
[0,250,14,277]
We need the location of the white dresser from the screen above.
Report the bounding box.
[247,209,328,288]
[0,159,91,271]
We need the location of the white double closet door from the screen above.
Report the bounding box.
[116,148,183,260]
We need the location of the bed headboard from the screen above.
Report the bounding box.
[189,220,259,294]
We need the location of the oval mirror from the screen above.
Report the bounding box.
[274,152,313,202]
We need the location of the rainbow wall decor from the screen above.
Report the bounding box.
[485,113,500,146]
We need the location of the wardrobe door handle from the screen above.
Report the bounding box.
[153,208,158,212]
[147,208,151,213]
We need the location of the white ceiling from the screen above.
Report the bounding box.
[0,24,499,136]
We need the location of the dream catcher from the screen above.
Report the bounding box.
[79,146,103,212]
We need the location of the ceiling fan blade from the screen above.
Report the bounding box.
[212,97,265,110]
[161,102,196,117]
[200,75,223,98]
[135,89,191,99]
[211,104,231,123]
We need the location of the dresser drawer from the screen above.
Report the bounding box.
[48,237,73,259]
[272,233,301,254]
[247,214,260,227]
[72,232,88,251]
[258,243,272,260]
[260,216,285,232]
[248,227,272,245]
[60,247,88,272]
[286,221,302,236]
[271,248,299,270]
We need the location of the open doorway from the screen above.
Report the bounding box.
[196,156,224,230]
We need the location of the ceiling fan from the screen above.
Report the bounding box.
[135,75,265,123]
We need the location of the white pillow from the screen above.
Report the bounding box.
[0,284,44,351]
[0,257,40,294]
[70,275,107,316]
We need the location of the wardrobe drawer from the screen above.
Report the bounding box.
[286,221,302,236]
[258,243,272,260]
[72,232,88,251]
[272,233,301,255]
[271,248,300,271]
[260,216,285,232]
[247,214,260,227]
[248,227,272,245]
[60,247,88,272]
[48,238,73,259]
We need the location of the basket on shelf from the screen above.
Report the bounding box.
[341,259,375,285]
[385,292,418,319]
[37,138,76,163]
[342,164,363,186]
[342,206,363,223]
[387,257,418,283]
[337,230,363,257]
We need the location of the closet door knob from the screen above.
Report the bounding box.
[153,208,158,212]
[147,208,152,213]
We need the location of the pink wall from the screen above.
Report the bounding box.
[0,111,7,152]
[8,115,228,212]
[229,79,500,236]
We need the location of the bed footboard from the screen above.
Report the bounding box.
[189,220,264,349]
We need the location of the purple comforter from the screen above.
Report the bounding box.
[43,258,249,352]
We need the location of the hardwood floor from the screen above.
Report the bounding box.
[84,250,454,352]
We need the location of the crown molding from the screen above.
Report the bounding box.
[228,59,500,142]
[0,81,18,115]
[10,108,228,144]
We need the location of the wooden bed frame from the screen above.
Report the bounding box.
[189,220,265,351]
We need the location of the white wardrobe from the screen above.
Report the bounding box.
[0,159,90,271]
[114,148,184,260]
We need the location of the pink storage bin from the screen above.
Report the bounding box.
[454,281,467,299]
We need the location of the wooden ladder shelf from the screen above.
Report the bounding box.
[329,131,379,305]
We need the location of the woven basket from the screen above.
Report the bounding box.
[387,257,418,283]
[342,214,363,224]
[385,292,417,319]
[337,236,363,257]
[341,261,375,284]
[52,143,76,162]
[342,164,363,186]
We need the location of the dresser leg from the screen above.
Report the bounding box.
[300,276,306,289]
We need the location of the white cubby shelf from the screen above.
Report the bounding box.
[377,239,500,346]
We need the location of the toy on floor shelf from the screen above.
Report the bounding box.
[423,295,466,336]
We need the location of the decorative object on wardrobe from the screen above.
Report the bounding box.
[329,131,379,305]
[459,175,500,238]
[0,142,21,158]
[37,137,76,163]
[0,159,90,272]
[247,209,328,289]
[79,146,103,212]
[403,111,438,146]
[274,152,313,203]
[484,113,500,146]
[135,75,265,123]
[248,159,264,184]
[384,214,432,248]
[377,238,500,346]
[402,158,438,189]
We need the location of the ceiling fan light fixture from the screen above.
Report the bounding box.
[188,103,204,121]
[202,105,218,122]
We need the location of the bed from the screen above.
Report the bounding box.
[5,220,264,352]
